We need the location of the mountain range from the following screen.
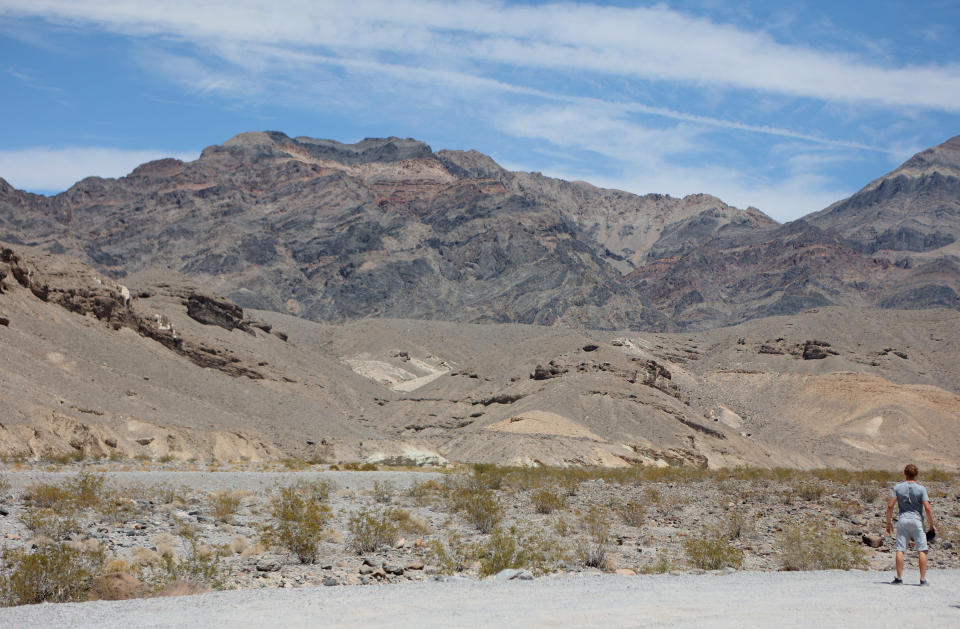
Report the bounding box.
[5,131,955,331]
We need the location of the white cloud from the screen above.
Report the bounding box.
[496,106,856,221]
[3,0,960,111]
[534,160,852,224]
[0,147,199,193]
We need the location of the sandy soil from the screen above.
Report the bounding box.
[1,569,958,628]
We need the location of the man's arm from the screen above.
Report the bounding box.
[885,496,897,534]
[923,500,935,531]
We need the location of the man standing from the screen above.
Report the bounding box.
[885,464,937,585]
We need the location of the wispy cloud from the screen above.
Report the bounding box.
[4,0,960,111]
[496,106,859,221]
[0,147,199,193]
[0,1,950,219]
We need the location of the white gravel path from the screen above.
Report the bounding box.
[2,570,958,628]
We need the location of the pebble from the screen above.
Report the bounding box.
[322,577,339,587]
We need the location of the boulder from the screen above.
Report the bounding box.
[256,557,282,572]
[862,534,883,548]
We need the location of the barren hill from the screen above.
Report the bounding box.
[2,244,958,470]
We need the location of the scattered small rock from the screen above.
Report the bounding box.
[615,569,636,576]
[322,577,339,587]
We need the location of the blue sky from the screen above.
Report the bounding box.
[1,1,959,221]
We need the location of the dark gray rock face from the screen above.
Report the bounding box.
[186,294,247,331]
[878,284,960,310]
[628,137,960,328]
[0,131,958,332]
[0,131,708,331]
[808,136,960,253]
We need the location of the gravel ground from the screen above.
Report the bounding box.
[1,569,958,628]
[2,467,958,610]
[1,470,444,493]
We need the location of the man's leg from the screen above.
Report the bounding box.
[918,551,927,582]
[895,551,904,579]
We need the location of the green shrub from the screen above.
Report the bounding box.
[724,509,754,540]
[639,551,676,574]
[429,532,473,575]
[618,500,646,527]
[778,524,866,571]
[372,480,396,504]
[463,490,502,534]
[348,508,399,554]
[22,482,74,511]
[389,508,431,535]
[406,479,443,506]
[856,483,880,503]
[69,471,108,508]
[578,506,611,569]
[0,544,105,606]
[144,521,226,588]
[923,468,953,483]
[553,516,574,537]
[476,526,566,577]
[299,479,336,502]
[20,508,82,541]
[644,487,662,505]
[0,474,11,497]
[208,490,244,523]
[471,463,506,489]
[794,480,826,502]
[23,471,107,512]
[683,528,744,570]
[259,484,331,564]
[530,488,566,514]
[143,483,191,507]
[280,457,308,470]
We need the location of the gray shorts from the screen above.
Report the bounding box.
[896,517,928,552]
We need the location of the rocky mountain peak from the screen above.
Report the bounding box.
[896,133,960,178]
[217,131,436,166]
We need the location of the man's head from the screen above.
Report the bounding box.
[904,464,918,480]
